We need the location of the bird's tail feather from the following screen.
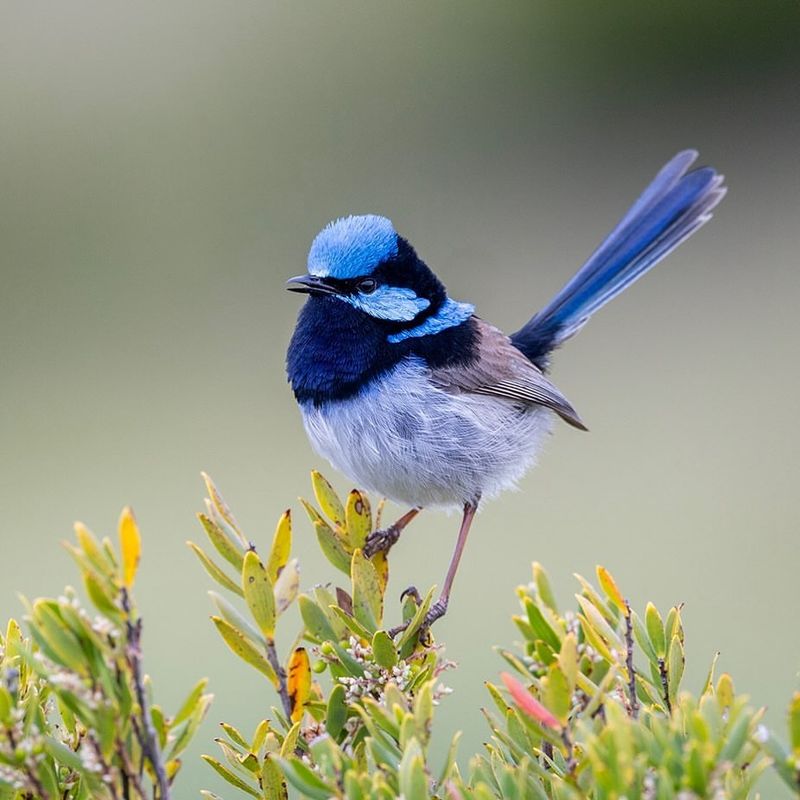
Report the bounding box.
[511,150,726,366]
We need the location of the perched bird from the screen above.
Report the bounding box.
[286,150,725,631]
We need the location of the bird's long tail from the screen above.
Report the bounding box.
[511,150,726,367]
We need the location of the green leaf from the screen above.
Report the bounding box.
[242,550,276,639]
[201,472,247,545]
[198,512,244,571]
[667,634,684,705]
[311,470,346,528]
[278,756,337,800]
[328,604,373,642]
[326,683,348,740]
[532,562,558,613]
[314,519,352,575]
[188,541,243,597]
[541,662,571,725]
[280,721,302,757]
[266,510,292,583]
[31,600,86,673]
[298,594,338,643]
[261,754,288,800]
[201,755,259,797]
[631,610,659,665]
[645,602,666,659]
[789,691,800,754]
[557,632,578,695]
[351,549,383,631]
[211,616,277,685]
[208,590,262,643]
[524,599,561,651]
[173,678,210,727]
[372,630,397,669]
[398,737,428,800]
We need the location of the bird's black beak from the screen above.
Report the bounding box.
[286,274,339,296]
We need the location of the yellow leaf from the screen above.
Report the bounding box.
[211,616,278,685]
[310,471,346,528]
[558,632,579,695]
[371,549,389,595]
[345,490,372,551]
[266,510,292,584]
[716,673,735,710]
[596,566,627,614]
[74,522,114,578]
[118,506,141,588]
[287,648,311,723]
[242,551,275,640]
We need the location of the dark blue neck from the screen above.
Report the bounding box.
[286,296,477,405]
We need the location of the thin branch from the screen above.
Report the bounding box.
[121,588,171,800]
[265,638,293,722]
[623,600,639,719]
[658,658,671,713]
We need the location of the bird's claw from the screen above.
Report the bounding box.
[399,585,422,604]
[387,596,448,640]
[363,524,400,558]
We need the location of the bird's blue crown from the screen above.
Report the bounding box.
[308,215,398,279]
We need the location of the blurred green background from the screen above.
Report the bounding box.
[2,2,799,796]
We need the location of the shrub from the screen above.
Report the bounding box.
[0,473,796,798]
[0,509,210,799]
[189,473,800,800]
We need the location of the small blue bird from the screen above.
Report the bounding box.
[286,150,725,631]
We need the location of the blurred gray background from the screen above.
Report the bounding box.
[2,2,799,796]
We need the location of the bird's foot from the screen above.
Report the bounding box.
[387,595,448,639]
[420,598,448,633]
[363,524,401,558]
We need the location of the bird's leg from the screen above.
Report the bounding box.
[389,499,479,638]
[420,499,478,630]
[363,507,421,558]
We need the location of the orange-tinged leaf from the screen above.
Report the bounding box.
[287,647,312,723]
[266,510,292,584]
[596,566,626,614]
[500,672,560,730]
[118,506,141,588]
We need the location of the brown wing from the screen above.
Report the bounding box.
[430,318,588,430]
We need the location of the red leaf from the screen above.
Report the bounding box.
[500,672,561,730]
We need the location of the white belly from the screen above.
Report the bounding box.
[300,357,554,509]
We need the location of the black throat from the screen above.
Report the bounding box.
[286,296,477,405]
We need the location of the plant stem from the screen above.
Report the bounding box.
[623,601,639,719]
[121,588,170,800]
[658,658,671,713]
[265,638,293,722]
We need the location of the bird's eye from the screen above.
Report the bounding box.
[357,278,377,294]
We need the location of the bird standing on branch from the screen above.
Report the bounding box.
[286,150,725,632]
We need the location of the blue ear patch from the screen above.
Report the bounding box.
[343,285,430,321]
[308,215,398,279]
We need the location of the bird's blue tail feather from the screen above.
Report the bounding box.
[511,150,726,367]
